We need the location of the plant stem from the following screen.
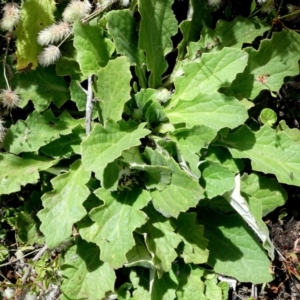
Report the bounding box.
[86,75,93,135]
[21,244,48,285]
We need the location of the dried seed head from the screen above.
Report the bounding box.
[257,0,268,4]
[121,0,130,7]
[156,87,171,104]
[259,0,275,13]
[286,4,300,21]
[0,3,20,32]
[0,89,19,110]
[208,0,222,7]
[37,21,72,46]
[62,0,92,23]
[0,118,6,142]
[38,45,61,66]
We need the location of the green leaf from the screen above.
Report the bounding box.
[177,0,212,60]
[199,206,274,284]
[172,126,217,178]
[94,56,132,122]
[138,0,178,88]
[200,161,235,199]
[145,148,204,218]
[39,129,84,158]
[102,160,120,191]
[169,47,248,104]
[151,267,178,300]
[277,120,300,143]
[188,16,268,58]
[203,146,244,173]
[176,264,207,300]
[81,120,150,180]
[73,21,114,76]
[135,88,157,113]
[61,239,116,300]
[223,175,274,259]
[15,0,55,70]
[70,80,88,111]
[38,160,90,249]
[79,188,151,269]
[0,245,9,264]
[130,164,172,191]
[140,205,181,274]
[125,233,154,269]
[130,269,151,300]
[218,125,300,186]
[260,108,277,126]
[0,153,56,195]
[204,273,223,300]
[241,173,287,216]
[7,193,44,245]
[106,10,146,87]
[56,41,83,81]
[165,92,248,132]
[8,66,69,112]
[3,110,82,154]
[175,213,209,264]
[229,31,300,99]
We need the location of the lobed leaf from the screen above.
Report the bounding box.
[223,175,274,259]
[3,110,83,154]
[79,187,151,269]
[15,0,56,70]
[176,264,207,300]
[175,213,209,264]
[4,66,70,112]
[218,125,300,186]
[145,148,204,218]
[165,92,248,133]
[139,0,178,88]
[200,161,235,199]
[229,31,300,99]
[81,119,150,180]
[106,10,146,87]
[73,21,114,76]
[151,267,178,300]
[188,16,268,58]
[94,56,132,122]
[241,173,287,216]
[199,206,274,284]
[38,160,90,249]
[177,0,212,60]
[61,239,116,300]
[169,47,248,104]
[0,153,56,195]
[125,233,154,269]
[172,126,217,178]
[140,205,181,274]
